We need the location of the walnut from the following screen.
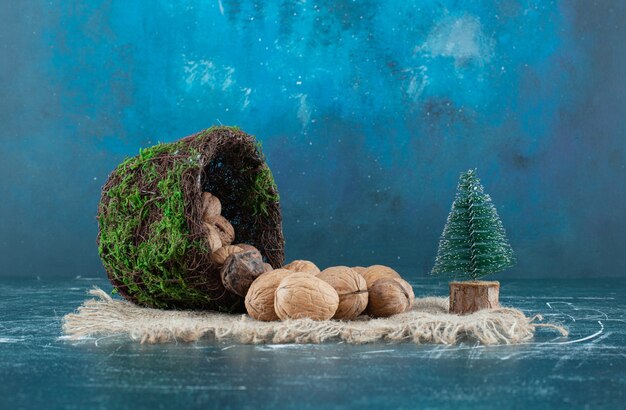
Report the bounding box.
[245,269,294,321]
[396,278,415,311]
[317,266,368,320]
[220,251,266,297]
[352,266,367,276]
[274,272,339,321]
[211,245,244,265]
[360,265,401,288]
[366,278,414,318]
[283,260,320,275]
[201,192,222,220]
[204,222,223,251]
[235,243,262,258]
[205,215,235,246]
[263,263,273,272]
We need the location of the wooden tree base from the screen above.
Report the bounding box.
[449,281,500,315]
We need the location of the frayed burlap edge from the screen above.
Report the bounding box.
[62,288,568,345]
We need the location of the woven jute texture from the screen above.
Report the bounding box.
[62,288,568,345]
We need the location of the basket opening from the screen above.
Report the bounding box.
[201,148,263,254]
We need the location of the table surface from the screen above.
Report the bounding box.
[0,276,625,409]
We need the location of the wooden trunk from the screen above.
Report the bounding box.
[449,281,500,315]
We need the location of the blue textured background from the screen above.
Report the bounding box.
[1,1,625,279]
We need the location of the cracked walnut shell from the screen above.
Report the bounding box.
[235,243,262,258]
[220,251,266,297]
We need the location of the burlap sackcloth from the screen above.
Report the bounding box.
[62,288,568,345]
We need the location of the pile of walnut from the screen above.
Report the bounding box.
[203,192,414,321]
[245,261,415,322]
[202,192,272,297]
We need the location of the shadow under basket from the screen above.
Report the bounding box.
[97,126,285,312]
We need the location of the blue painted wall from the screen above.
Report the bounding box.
[1,1,625,278]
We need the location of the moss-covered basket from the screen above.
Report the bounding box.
[97,126,285,312]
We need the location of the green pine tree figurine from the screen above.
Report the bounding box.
[432,169,515,279]
[432,169,515,313]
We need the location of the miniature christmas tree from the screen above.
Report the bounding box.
[432,169,515,281]
[432,169,515,314]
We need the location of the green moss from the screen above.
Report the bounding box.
[98,138,211,308]
[246,165,280,216]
